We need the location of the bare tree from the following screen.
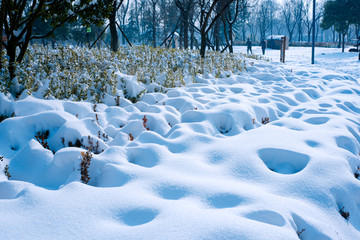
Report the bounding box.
[303,0,322,43]
[213,2,223,51]
[118,0,130,45]
[294,0,304,42]
[237,5,249,41]
[189,7,198,49]
[134,0,140,35]
[150,0,159,47]
[198,0,234,58]
[303,0,313,43]
[223,0,247,53]
[257,0,272,41]
[282,0,297,42]
[175,0,194,49]
[110,1,120,52]
[247,8,258,41]
[175,0,193,49]
[273,17,285,35]
[269,0,279,36]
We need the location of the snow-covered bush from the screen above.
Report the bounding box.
[0,45,246,103]
[0,156,11,179]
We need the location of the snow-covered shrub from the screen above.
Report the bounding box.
[354,166,360,179]
[0,113,13,123]
[245,53,269,61]
[34,130,53,153]
[0,45,246,102]
[80,149,92,184]
[339,207,350,220]
[0,156,11,179]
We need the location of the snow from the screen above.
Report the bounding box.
[266,35,285,40]
[1,46,360,239]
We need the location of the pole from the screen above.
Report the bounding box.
[311,0,316,64]
[358,37,360,61]
[90,24,109,49]
[280,37,286,63]
[116,22,132,47]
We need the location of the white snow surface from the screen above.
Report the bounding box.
[0,47,360,239]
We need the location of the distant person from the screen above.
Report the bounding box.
[246,38,252,54]
[260,39,267,55]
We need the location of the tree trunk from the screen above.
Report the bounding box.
[179,24,183,49]
[199,0,233,58]
[8,43,16,82]
[121,22,125,45]
[110,2,118,52]
[17,23,34,63]
[121,0,129,45]
[222,18,230,52]
[6,8,35,84]
[342,33,345,52]
[214,19,220,51]
[338,32,341,48]
[214,1,223,52]
[0,0,5,71]
[135,0,140,37]
[242,24,246,41]
[183,13,189,49]
[229,24,233,53]
[152,2,156,48]
[190,23,194,50]
[298,14,302,42]
[200,30,207,58]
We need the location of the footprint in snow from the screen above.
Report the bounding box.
[245,210,286,227]
[157,185,189,200]
[258,148,310,174]
[96,164,131,188]
[335,136,358,155]
[305,140,320,148]
[121,208,158,226]
[207,193,243,209]
[304,117,330,125]
[127,147,160,168]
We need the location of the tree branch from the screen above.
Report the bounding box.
[116,21,132,47]
[205,0,234,34]
[90,24,109,49]
[30,14,75,40]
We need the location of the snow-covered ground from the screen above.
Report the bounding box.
[236,45,360,79]
[0,46,360,239]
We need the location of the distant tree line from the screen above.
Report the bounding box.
[321,0,360,52]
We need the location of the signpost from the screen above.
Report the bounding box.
[311,0,315,64]
[280,36,286,63]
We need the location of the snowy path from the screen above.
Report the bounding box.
[1,47,360,239]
